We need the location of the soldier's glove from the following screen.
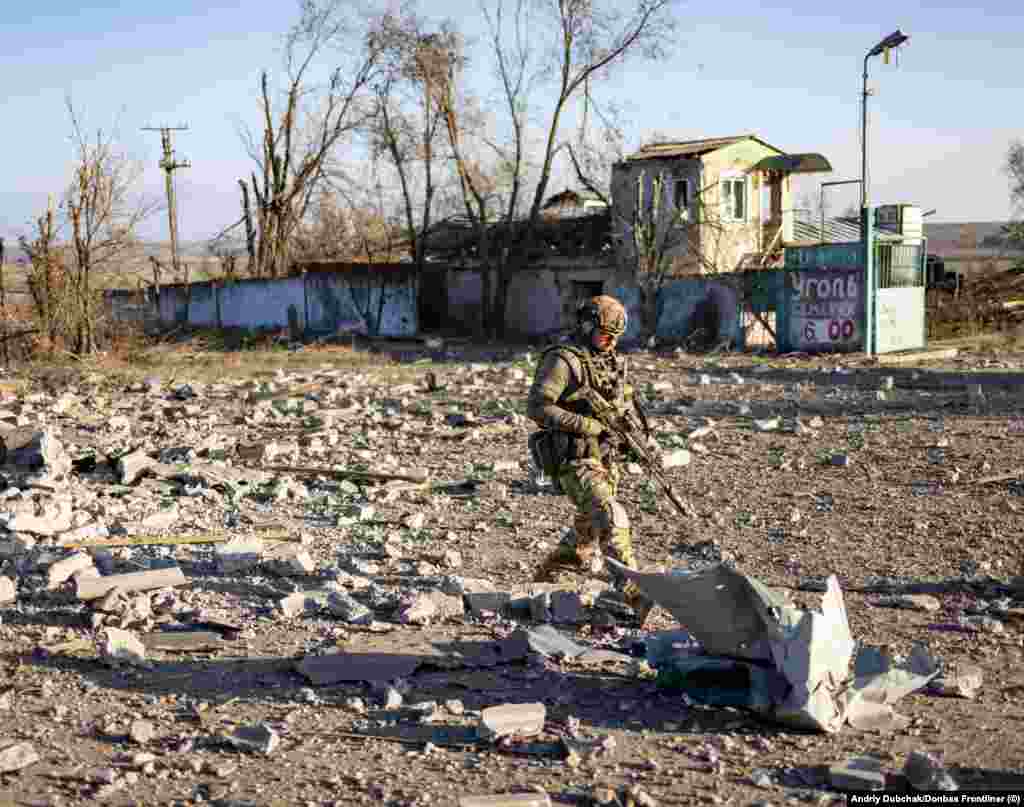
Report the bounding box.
[579,417,606,437]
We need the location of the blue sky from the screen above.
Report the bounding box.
[1,0,1020,247]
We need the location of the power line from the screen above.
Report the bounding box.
[142,125,191,276]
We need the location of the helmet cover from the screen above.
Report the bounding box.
[577,295,627,337]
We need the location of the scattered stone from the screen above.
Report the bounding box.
[76,567,187,601]
[661,449,691,469]
[383,687,404,710]
[100,628,148,667]
[226,723,279,755]
[216,536,266,574]
[960,615,1004,634]
[753,417,781,433]
[400,591,464,625]
[877,594,941,612]
[465,591,513,616]
[903,750,958,791]
[0,533,36,557]
[440,549,463,569]
[458,794,551,807]
[279,591,324,619]
[3,428,72,483]
[478,702,546,740]
[0,741,39,773]
[326,591,373,625]
[929,664,984,699]
[403,512,427,530]
[140,503,180,531]
[116,449,156,485]
[827,757,885,791]
[129,720,156,745]
[0,575,15,604]
[263,543,316,576]
[46,552,96,589]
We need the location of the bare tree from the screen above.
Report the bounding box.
[18,197,68,352]
[20,100,158,355]
[235,0,384,278]
[435,0,677,337]
[1004,139,1024,251]
[364,9,459,275]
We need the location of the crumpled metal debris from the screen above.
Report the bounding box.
[610,560,939,732]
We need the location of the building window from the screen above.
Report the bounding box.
[721,177,747,221]
[673,177,690,213]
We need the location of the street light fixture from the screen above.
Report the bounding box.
[861,29,909,208]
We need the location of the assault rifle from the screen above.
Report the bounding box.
[564,385,696,519]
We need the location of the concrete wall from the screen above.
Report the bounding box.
[219,276,306,330]
[610,156,703,274]
[446,269,486,333]
[114,267,417,338]
[504,265,618,338]
[305,269,417,337]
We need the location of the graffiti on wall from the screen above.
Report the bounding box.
[788,267,864,352]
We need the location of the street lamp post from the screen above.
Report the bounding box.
[861,29,908,357]
[861,30,909,208]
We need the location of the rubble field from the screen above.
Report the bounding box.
[1,339,1023,807]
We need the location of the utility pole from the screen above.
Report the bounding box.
[142,125,190,278]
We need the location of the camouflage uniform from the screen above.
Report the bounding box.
[526,296,651,620]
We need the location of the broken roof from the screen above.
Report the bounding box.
[624,134,785,162]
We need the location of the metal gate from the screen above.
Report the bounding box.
[873,242,926,353]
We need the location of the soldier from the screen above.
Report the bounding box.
[526,295,654,625]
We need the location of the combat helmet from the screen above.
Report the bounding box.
[576,295,628,338]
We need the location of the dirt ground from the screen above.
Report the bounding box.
[1,336,1023,806]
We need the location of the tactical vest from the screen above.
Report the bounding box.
[542,343,628,416]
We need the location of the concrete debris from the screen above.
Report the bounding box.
[478,702,546,740]
[263,543,316,576]
[226,723,280,755]
[296,651,423,685]
[140,503,180,531]
[465,591,513,616]
[400,591,464,625]
[216,536,266,574]
[100,628,148,667]
[3,428,72,483]
[0,741,40,774]
[661,449,691,469]
[128,719,156,745]
[141,631,222,652]
[827,757,885,791]
[903,750,958,791]
[46,552,96,590]
[326,591,373,625]
[530,590,584,624]
[76,567,187,601]
[0,493,73,535]
[0,575,16,604]
[876,594,941,612]
[610,560,938,732]
[116,449,156,485]
[279,590,329,619]
[458,795,551,807]
[928,664,984,699]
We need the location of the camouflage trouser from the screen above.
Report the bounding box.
[534,458,651,620]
